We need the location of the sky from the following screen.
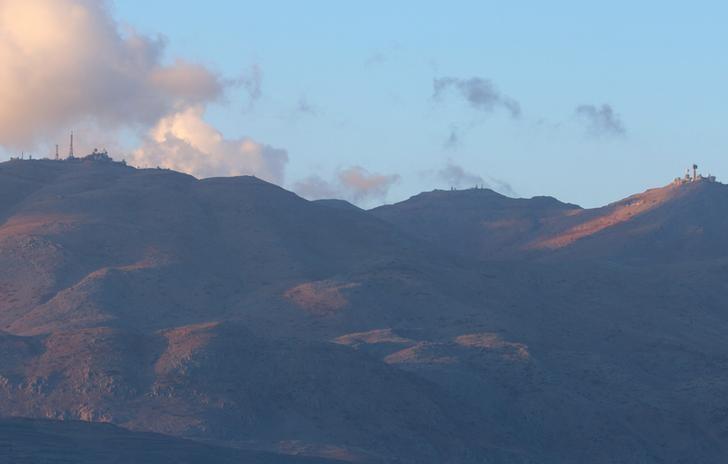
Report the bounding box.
[1,0,726,207]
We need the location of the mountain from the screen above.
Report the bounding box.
[530,179,728,262]
[2,158,728,463]
[0,417,342,464]
[0,322,520,463]
[0,158,427,336]
[312,199,363,212]
[371,179,728,263]
[0,158,522,463]
[370,188,580,260]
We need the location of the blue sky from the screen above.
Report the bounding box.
[4,1,727,207]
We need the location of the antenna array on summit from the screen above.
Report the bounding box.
[673,164,717,185]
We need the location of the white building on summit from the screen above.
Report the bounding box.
[674,164,717,185]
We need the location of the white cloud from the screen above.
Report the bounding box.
[0,0,289,183]
[129,106,288,184]
[0,0,224,148]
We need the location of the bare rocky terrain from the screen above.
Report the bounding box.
[371,179,728,264]
[1,157,728,463]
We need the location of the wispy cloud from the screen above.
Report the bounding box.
[438,161,484,188]
[443,126,460,150]
[363,42,401,67]
[292,175,340,200]
[294,96,319,116]
[433,77,521,118]
[294,166,400,206]
[236,63,263,110]
[575,104,626,137]
[364,51,387,67]
[339,167,400,203]
[436,160,516,196]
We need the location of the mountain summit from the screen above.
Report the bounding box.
[370,187,580,259]
[372,177,728,263]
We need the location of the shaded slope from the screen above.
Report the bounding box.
[312,199,363,212]
[0,417,342,464]
[372,181,728,263]
[0,159,422,335]
[370,188,580,260]
[331,259,728,464]
[2,160,728,463]
[0,323,524,463]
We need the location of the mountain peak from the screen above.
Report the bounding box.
[519,178,728,260]
[371,177,728,262]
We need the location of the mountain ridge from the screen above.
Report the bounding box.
[2,158,728,463]
[372,178,727,262]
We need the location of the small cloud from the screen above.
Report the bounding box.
[433,77,521,118]
[575,104,626,137]
[294,166,400,206]
[293,175,340,200]
[488,178,517,197]
[436,160,516,196]
[294,96,318,116]
[437,161,484,189]
[443,126,460,150]
[364,51,387,67]
[235,63,262,110]
[282,96,320,123]
[339,166,400,203]
[364,42,401,67]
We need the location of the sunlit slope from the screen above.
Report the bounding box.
[372,180,728,263]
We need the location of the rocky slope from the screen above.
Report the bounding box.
[370,188,580,260]
[2,158,728,463]
[372,180,728,264]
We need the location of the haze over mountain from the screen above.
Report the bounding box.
[2,156,728,463]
